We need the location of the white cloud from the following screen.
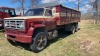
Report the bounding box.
[68,0,76,2]
[90,0,95,2]
[41,0,49,3]
[80,7,87,13]
[41,0,93,14]
[80,4,92,13]
[41,0,56,3]
[59,0,67,4]
[41,0,67,4]
[85,4,92,9]
[41,0,78,3]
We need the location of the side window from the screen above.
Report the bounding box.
[9,9,15,15]
[4,9,9,13]
[45,9,52,16]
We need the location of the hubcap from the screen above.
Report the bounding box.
[36,34,47,50]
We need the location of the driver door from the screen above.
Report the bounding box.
[44,9,56,30]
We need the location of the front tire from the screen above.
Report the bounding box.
[30,31,47,53]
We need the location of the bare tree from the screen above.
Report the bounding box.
[30,0,35,8]
[30,0,56,8]
[74,0,83,10]
[11,0,26,15]
[94,0,99,23]
[90,0,100,23]
[77,0,81,10]
[30,0,41,8]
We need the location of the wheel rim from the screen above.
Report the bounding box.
[72,26,75,33]
[36,33,47,50]
[76,27,78,31]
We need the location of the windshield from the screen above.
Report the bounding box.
[24,8,44,16]
[0,8,16,16]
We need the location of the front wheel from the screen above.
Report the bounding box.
[30,32,47,53]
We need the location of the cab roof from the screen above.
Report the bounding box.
[0,6,15,9]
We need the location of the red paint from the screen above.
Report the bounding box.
[6,33,32,43]
[27,27,35,36]
[0,6,20,29]
[5,5,81,43]
[0,7,15,10]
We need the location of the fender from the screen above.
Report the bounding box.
[27,24,45,36]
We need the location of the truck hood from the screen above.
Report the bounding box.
[4,16,48,20]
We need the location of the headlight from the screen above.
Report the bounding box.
[4,22,8,27]
[19,22,25,29]
[4,21,9,28]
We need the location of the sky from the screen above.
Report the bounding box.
[0,0,93,14]
[41,0,92,13]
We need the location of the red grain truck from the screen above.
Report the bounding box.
[0,7,19,29]
[4,3,81,52]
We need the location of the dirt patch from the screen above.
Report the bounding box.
[80,40,94,52]
[0,38,4,40]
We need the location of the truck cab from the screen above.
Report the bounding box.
[0,7,17,29]
[24,8,56,30]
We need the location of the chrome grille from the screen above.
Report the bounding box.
[4,20,25,30]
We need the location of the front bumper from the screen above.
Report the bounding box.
[5,33,32,43]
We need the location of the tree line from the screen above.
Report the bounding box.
[11,0,100,24]
[11,0,40,15]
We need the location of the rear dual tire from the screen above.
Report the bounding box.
[70,24,78,34]
[71,25,76,34]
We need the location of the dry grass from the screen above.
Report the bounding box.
[0,32,4,39]
[0,20,100,56]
